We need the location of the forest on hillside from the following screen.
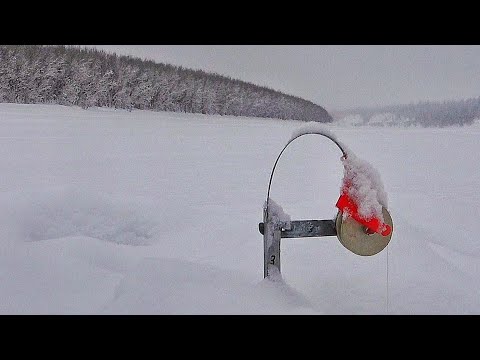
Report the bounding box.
[0,45,333,123]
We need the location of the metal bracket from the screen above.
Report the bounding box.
[259,219,337,238]
[260,216,337,279]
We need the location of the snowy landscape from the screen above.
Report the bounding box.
[1,103,479,314]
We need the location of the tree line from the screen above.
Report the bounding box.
[338,97,480,127]
[0,45,332,123]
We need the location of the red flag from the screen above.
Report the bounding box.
[336,192,392,236]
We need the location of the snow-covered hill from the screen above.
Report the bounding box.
[1,103,479,314]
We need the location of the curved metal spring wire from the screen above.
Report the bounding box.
[264,132,348,217]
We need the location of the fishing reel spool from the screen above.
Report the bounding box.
[335,206,393,256]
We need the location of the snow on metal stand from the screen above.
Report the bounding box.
[259,125,394,279]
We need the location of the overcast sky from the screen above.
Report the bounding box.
[86,45,480,111]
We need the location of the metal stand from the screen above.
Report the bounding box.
[260,206,337,278]
[260,130,347,280]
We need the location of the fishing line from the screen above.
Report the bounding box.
[386,243,389,314]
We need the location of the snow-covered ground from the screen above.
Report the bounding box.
[1,103,479,314]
